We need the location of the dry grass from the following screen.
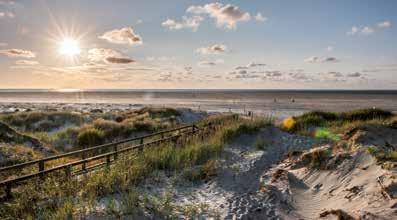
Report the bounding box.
[0,114,270,219]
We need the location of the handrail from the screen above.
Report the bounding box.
[0,124,195,173]
[0,123,213,198]
[0,130,196,187]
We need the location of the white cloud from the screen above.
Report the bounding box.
[0,48,36,58]
[187,2,251,29]
[347,26,373,35]
[361,26,374,35]
[347,26,359,35]
[0,11,14,18]
[162,16,204,32]
[254,13,267,22]
[196,44,227,55]
[348,21,392,35]
[326,46,334,52]
[15,60,39,65]
[99,27,142,45]
[378,20,391,29]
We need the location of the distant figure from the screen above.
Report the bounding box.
[291,98,295,103]
[274,98,277,103]
[198,105,201,111]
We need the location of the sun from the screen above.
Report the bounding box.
[58,38,81,56]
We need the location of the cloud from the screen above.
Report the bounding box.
[187,2,251,29]
[328,71,343,77]
[347,72,361,77]
[323,57,339,62]
[0,11,14,18]
[15,60,39,65]
[198,59,224,67]
[248,62,266,67]
[235,66,248,70]
[162,16,203,32]
[105,57,135,64]
[88,48,122,62]
[361,26,374,35]
[378,21,392,29]
[347,26,373,35]
[254,13,267,22]
[326,46,334,52]
[265,70,282,77]
[0,48,36,58]
[348,21,391,35]
[99,27,142,45]
[304,56,339,63]
[196,44,227,55]
[88,48,134,64]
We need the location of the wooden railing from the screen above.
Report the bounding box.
[0,123,214,198]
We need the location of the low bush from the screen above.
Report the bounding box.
[282,108,394,135]
[77,128,105,148]
[0,111,84,132]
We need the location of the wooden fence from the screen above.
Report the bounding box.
[0,123,214,198]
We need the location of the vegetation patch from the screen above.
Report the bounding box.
[0,114,269,219]
[282,108,395,138]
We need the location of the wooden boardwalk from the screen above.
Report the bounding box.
[0,123,214,198]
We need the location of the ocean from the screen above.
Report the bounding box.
[0,89,397,118]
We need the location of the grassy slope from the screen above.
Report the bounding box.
[0,114,272,219]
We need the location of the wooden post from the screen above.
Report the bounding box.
[65,165,71,178]
[5,183,12,199]
[114,145,118,160]
[82,152,86,172]
[106,155,111,167]
[38,161,45,179]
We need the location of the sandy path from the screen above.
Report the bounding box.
[139,126,324,219]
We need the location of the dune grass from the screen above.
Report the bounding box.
[282,108,395,136]
[6,108,179,153]
[0,115,270,219]
[0,111,85,132]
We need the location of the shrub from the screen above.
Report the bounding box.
[284,108,394,135]
[340,108,393,121]
[77,128,105,148]
[0,111,84,132]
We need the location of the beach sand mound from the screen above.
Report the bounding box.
[345,125,397,149]
[0,121,54,155]
[120,126,326,219]
[261,140,397,219]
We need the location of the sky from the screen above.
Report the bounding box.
[0,0,396,90]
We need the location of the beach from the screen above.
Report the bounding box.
[1,90,397,118]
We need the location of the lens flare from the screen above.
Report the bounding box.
[58,38,81,56]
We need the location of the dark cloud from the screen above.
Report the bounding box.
[0,48,35,58]
[105,57,135,64]
[248,62,266,67]
[304,56,339,63]
[347,72,361,77]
